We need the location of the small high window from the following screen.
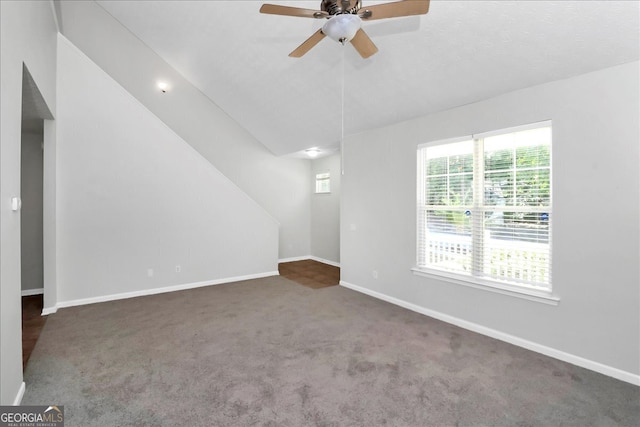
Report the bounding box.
[315,172,330,194]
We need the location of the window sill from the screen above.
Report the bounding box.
[411,267,560,306]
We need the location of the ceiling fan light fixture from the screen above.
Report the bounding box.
[322,14,362,44]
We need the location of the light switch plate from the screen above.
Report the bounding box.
[11,197,21,211]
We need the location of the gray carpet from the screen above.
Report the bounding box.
[22,276,639,426]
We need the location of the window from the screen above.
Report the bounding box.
[315,172,330,193]
[416,122,552,293]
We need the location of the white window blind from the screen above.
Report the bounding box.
[315,172,330,193]
[417,123,552,290]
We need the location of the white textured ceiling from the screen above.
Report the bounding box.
[97,0,639,157]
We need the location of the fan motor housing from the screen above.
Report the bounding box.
[321,0,361,15]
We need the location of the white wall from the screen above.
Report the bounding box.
[310,154,341,265]
[341,62,640,381]
[57,0,311,260]
[21,130,44,292]
[54,36,279,304]
[0,0,58,405]
[42,119,58,311]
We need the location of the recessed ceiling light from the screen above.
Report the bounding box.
[157,81,169,93]
[305,148,320,158]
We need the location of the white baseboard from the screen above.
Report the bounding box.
[42,306,58,315]
[47,271,279,312]
[278,256,311,263]
[309,256,340,268]
[13,382,26,405]
[21,288,44,297]
[279,255,341,268]
[339,280,640,386]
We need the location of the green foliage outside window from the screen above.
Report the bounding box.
[425,143,550,230]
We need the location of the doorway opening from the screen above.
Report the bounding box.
[20,64,54,370]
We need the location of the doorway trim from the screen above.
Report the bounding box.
[21,64,56,315]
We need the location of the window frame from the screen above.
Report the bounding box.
[315,172,331,194]
[414,122,558,305]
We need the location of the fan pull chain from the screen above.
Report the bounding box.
[340,47,345,175]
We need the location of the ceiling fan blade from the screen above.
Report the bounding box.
[289,29,326,57]
[359,0,430,21]
[350,29,378,58]
[260,4,328,19]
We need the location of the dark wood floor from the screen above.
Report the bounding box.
[278,259,340,289]
[22,294,47,370]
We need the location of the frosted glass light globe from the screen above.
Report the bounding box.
[322,14,362,44]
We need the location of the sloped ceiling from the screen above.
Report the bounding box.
[96,0,639,157]
[22,65,54,133]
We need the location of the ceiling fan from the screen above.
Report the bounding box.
[260,0,430,58]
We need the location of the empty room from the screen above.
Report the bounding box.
[1,0,638,425]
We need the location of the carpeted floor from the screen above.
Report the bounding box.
[22,276,639,426]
